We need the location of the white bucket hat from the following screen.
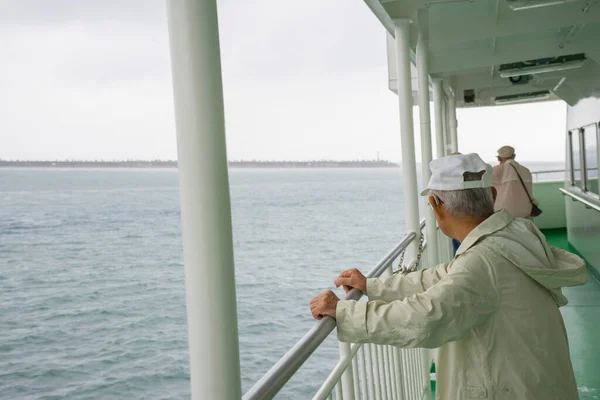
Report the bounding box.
[420,153,493,196]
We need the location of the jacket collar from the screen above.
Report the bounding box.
[455,209,513,256]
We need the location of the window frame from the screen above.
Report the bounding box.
[581,123,600,195]
[568,128,583,188]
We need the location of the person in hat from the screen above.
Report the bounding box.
[493,145,538,218]
[310,153,585,400]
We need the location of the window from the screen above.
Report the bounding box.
[569,129,583,188]
[582,124,599,194]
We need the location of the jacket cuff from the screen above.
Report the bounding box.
[336,300,368,343]
[366,278,384,300]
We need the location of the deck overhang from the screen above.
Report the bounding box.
[374,0,600,107]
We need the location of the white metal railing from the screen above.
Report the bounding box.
[244,220,453,400]
[314,252,435,400]
[531,169,565,182]
[559,187,600,212]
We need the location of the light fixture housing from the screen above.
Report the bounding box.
[498,54,586,78]
[507,0,577,10]
[499,59,585,78]
[494,90,551,105]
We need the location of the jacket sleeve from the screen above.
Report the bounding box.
[366,263,450,302]
[336,252,498,349]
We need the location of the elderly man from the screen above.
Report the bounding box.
[310,153,586,400]
[493,145,538,218]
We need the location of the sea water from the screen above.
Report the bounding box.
[0,163,561,399]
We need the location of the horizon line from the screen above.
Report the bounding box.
[0,158,564,164]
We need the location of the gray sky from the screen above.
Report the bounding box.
[0,0,566,162]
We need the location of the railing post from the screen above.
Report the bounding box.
[336,380,343,400]
[368,344,380,399]
[353,353,361,399]
[393,348,404,400]
[359,346,368,399]
[165,1,241,399]
[421,349,432,397]
[365,344,377,400]
[384,347,394,399]
[339,342,356,399]
[394,18,421,259]
[416,25,439,267]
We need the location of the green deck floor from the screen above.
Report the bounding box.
[543,228,600,399]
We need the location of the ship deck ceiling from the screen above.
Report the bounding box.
[371,0,600,107]
[542,228,600,399]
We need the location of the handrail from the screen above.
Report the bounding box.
[531,169,566,183]
[532,169,565,175]
[242,231,419,399]
[313,236,431,399]
[559,188,600,212]
[531,169,565,182]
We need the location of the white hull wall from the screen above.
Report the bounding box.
[566,97,600,274]
[566,198,600,275]
[533,181,567,230]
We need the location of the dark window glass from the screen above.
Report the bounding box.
[583,124,599,194]
[570,129,582,188]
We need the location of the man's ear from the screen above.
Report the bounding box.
[491,186,497,202]
[429,195,444,219]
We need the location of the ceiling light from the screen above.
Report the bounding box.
[499,59,585,78]
[508,0,577,10]
[495,91,551,105]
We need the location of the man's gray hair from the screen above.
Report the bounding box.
[429,172,494,218]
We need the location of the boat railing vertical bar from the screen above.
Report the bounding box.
[338,341,356,398]
[165,1,242,399]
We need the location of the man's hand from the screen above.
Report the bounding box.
[310,290,340,320]
[334,268,367,294]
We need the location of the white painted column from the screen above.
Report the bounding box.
[432,79,445,160]
[166,1,241,399]
[416,32,439,267]
[394,19,420,258]
[447,90,459,153]
[441,97,449,156]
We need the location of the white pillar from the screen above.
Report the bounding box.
[166,1,241,399]
[432,80,445,160]
[416,32,439,267]
[394,19,420,258]
[447,91,458,153]
[441,97,449,156]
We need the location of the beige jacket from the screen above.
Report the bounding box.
[493,160,536,218]
[336,210,587,400]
